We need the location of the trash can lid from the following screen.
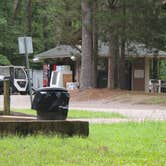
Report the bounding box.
[35,87,68,92]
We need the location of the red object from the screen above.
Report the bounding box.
[52,64,57,71]
[43,64,49,87]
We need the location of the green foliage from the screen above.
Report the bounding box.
[0,1,24,65]
[159,60,166,80]
[0,54,11,65]
[46,0,81,45]
[0,0,81,68]
[96,0,166,49]
[0,0,166,77]
[0,17,7,26]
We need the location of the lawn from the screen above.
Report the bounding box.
[12,109,126,119]
[0,122,165,165]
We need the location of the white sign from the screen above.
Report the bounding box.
[134,70,144,78]
[18,37,33,54]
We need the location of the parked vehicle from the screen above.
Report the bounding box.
[0,66,28,94]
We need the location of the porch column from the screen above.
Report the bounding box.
[75,59,80,84]
[145,57,150,93]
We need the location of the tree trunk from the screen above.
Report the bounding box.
[91,1,98,88]
[13,0,19,18]
[42,0,48,50]
[119,1,126,89]
[27,0,32,34]
[80,0,93,89]
[119,40,126,89]
[107,56,113,89]
[107,31,117,89]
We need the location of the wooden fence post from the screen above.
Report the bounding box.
[3,79,10,115]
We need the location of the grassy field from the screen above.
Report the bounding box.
[0,122,165,165]
[12,109,126,119]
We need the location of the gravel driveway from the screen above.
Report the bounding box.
[0,95,166,120]
[70,101,166,120]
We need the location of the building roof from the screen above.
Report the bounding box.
[126,43,166,58]
[35,42,166,60]
[35,45,80,60]
[98,42,166,58]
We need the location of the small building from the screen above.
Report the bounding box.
[126,43,166,92]
[35,43,166,92]
[98,42,166,92]
[34,45,81,88]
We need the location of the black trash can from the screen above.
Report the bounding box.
[32,87,70,120]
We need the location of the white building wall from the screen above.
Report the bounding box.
[32,70,43,89]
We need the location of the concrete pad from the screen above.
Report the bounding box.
[0,116,89,137]
[0,115,36,122]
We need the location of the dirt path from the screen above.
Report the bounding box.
[0,89,166,121]
[69,89,166,120]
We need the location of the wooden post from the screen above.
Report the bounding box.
[3,79,10,115]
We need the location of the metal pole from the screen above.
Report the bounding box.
[24,37,33,107]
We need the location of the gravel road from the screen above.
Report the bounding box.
[0,95,166,120]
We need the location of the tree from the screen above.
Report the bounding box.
[46,0,81,46]
[0,54,11,65]
[97,0,119,89]
[96,0,166,89]
[1,0,166,89]
[80,0,93,89]
[91,0,98,88]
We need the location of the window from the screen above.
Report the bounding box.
[51,71,58,85]
[15,68,26,79]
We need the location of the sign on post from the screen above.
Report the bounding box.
[18,37,33,54]
[3,79,10,115]
[18,36,33,107]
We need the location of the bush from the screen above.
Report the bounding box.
[0,54,11,65]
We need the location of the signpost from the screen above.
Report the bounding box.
[18,36,33,107]
[3,79,10,115]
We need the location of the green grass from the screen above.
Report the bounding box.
[12,109,126,119]
[69,110,126,118]
[0,122,165,165]
[13,109,36,116]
